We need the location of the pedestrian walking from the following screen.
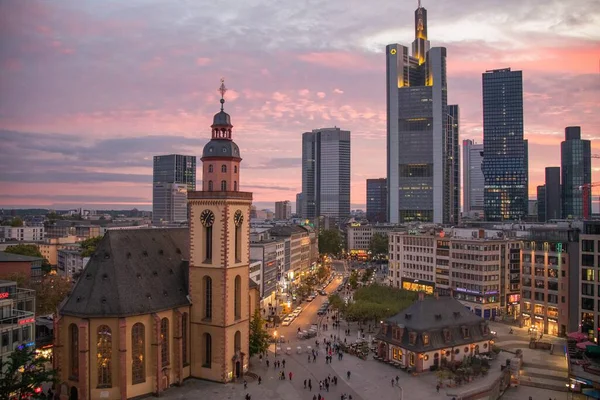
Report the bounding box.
[318,394,322,400]
[391,379,394,386]
[395,376,399,384]
[347,371,351,380]
[308,354,311,363]
[243,380,247,389]
[282,359,286,368]
[289,371,293,381]
[326,381,330,392]
[266,359,269,368]
[436,384,439,392]
[304,379,307,389]
[258,376,262,385]
[313,396,317,400]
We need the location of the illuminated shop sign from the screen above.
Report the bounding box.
[455,287,481,295]
[401,278,434,295]
[19,317,35,325]
[0,292,9,299]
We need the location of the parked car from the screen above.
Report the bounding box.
[282,317,293,326]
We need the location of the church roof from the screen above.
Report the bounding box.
[202,139,241,159]
[59,228,190,318]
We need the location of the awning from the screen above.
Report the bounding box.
[568,332,588,342]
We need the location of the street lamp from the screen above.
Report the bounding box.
[273,330,278,358]
[395,384,403,400]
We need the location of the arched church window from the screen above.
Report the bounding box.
[69,324,78,379]
[234,275,241,319]
[234,165,238,173]
[97,325,112,387]
[208,164,213,173]
[203,276,212,319]
[131,323,145,384]
[160,318,169,367]
[203,333,212,368]
[234,330,241,352]
[221,164,227,173]
[208,180,213,191]
[221,180,227,191]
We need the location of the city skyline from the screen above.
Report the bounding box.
[1,0,599,211]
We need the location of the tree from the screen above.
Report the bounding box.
[249,309,270,357]
[369,233,388,257]
[31,275,72,315]
[1,272,28,287]
[0,347,58,400]
[318,229,343,256]
[80,236,103,257]
[361,268,374,284]
[328,293,346,313]
[4,244,43,258]
[316,266,329,281]
[10,217,24,227]
[349,271,359,290]
[344,284,417,326]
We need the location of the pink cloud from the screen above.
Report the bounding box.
[196,57,211,66]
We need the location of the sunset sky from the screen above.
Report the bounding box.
[0,0,599,212]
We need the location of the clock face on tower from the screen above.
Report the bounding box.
[234,210,244,227]
[200,209,215,227]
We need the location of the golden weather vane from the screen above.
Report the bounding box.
[218,78,228,111]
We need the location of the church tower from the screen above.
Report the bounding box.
[188,80,252,382]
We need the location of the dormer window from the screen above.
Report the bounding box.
[462,326,469,339]
[443,328,451,343]
[422,333,430,346]
[409,332,417,345]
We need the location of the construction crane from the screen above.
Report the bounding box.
[578,182,600,220]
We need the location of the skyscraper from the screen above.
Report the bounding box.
[561,126,591,218]
[482,68,528,221]
[152,154,196,225]
[301,127,351,222]
[537,185,546,222]
[295,192,304,217]
[366,178,387,223]
[386,3,458,224]
[447,105,460,224]
[544,167,561,220]
[462,140,484,215]
[275,200,292,220]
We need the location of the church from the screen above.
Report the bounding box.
[53,82,260,400]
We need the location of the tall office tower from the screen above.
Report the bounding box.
[537,185,546,222]
[447,105,460,224]
[544,167,561,220]
[462,140,484,215]
[482,68,528,221]
[275,200,292,220]
[561,126,591,218]
[301,127,351,222]
[366,178,388,223]
[386,3,456,224]
[295,192,304,217]
[152,154,196,225]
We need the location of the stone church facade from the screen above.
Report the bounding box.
[53,84,259,399]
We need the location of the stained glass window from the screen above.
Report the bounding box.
[97,325,112,387]
[160,318,169,367]
[131,323,145,384]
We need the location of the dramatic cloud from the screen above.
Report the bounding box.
[0,0,599,210]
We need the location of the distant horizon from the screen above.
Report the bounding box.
[1,1,598,209]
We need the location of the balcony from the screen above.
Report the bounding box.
[1,309,35,330]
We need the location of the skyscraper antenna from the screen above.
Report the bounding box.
[218,78,227,111]
[418,0,421,8]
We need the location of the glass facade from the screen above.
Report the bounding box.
[482,68,528,221]
[386,5,456,224]
[561,126,591,219]
[462,140,484,214]
[366,178,387,223]
[301,128,351,222]
[152,154,196,225]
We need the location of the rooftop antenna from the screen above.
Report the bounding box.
[418,0,421,8]
[218,78,227,111]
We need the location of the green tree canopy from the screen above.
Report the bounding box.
[369,233,389,257]
[31,275,72,315]
[10,217,24,227]
[80,236,103,257]
[318,229,343,256]
[4,244,43,258]
[328,293,346,313]
[249,309,270,357]
[348,270,359,290]
[0,347,58,400]
[344,284,417,325]
[361,267,374,283]
[316,266,329,281]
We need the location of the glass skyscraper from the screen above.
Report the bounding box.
[482,68,528,221]
[462,140,484,215]
[366,178,387,223]
[300,128,351,222]
[561,126,591,218]
[386,3,459,224]
[152,154,196,225]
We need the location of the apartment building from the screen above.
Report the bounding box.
[389,228,521,319]
[250,239,280,303]
[0,226,44,242]
[0,280,36,370]
[38,236,80,266]
[347,223,402,257]
[57,248,89,279]
[0,252,44,283]
[520,226,579,337]
[578,221,600,340]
